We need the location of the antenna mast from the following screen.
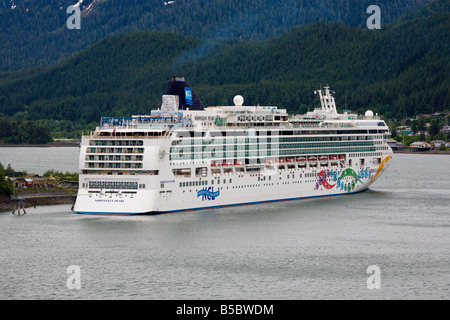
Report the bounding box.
[318,86,337,114]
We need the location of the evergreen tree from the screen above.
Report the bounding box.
[0,163,13,196]
[429,118,440,137]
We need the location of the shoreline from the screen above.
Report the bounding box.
[393,149,450,155]
[0,188,75,212]
[0,194,74,212]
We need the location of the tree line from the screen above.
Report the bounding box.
[0,118,52,144]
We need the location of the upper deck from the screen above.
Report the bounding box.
[83,87,386,140]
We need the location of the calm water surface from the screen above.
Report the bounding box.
[0,147,79,175]
[0,151,449,300]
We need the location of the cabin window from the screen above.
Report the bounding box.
[172,168,191,177]
[195,167,208,177]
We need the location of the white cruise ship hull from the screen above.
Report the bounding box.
[74,154,392,215]
[73,79,393,215]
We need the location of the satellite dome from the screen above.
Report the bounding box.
[233,95,244,106]
[365,110,374,118]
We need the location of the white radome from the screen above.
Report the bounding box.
[365,110,374,118]
[233,95,244,106]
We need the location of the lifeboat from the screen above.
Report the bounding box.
[308,156,317,165]
[319,156,328,165]
[296,157,306,165]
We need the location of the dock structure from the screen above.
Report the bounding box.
[11,197,27,215]
[10,193,76,215]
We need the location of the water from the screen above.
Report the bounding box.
[0,147,79,175]
[0,151,449,300]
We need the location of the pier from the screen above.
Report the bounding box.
[10,193,77,215]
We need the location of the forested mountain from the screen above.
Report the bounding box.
[0,0,448,132]
[187,6,450,119]
[0,0,435,71]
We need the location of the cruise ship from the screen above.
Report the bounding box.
[73,77,393,215]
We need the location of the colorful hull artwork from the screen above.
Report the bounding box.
[314,156,392,192]
[369,156,392,183]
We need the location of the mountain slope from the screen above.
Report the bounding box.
[184,9,449,118]
[0,31,200,121]
[0,0,435,71]
[0,5,448,123]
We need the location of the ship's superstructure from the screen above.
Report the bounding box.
[73,77,393,214]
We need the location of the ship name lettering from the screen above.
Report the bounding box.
[194,116,215,121]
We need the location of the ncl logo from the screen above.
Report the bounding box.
[197,187,220,201]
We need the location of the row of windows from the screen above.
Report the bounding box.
[180,180,209,187]
[88,181,139,190]
[179,178,234,188]
[170,140,375,154]
[181,180,338,193]
[178,171,347,191]
[81,170,159,175]
[279,141,374,148]
[86,147,144,154]
[85,155,143,161]
[169,146,377,160]
[173,135,376,146]
[172,129,387,139]
[172,154,387,178]
[281,146,377,156]
[86,162,143,169]
[351,152,385,158]
[89,140,144,146]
